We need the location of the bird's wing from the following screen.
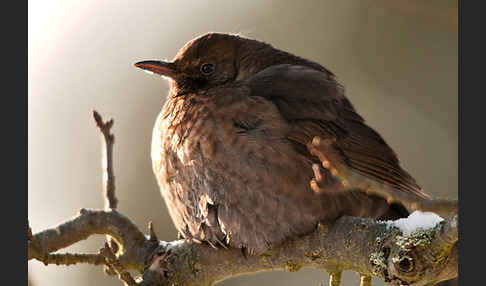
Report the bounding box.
[246,64,429,204]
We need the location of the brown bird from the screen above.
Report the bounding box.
[135,33,429,254]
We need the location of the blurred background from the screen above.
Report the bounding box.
[28,0,457,285]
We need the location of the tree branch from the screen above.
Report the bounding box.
[28,205,457,286]
[140,214,458,286]
[28,208,158,273]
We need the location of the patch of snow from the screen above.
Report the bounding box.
[160,239,185,248]
[384,210,444,236]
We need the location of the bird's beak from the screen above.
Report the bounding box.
[134,60,178,79]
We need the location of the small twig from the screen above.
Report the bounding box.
[148,221,158,243]
[28,209,149,272]
[93,110,120,254]
[100,242,138,286]
[360,274,371,286]
[28,223,41,263]
[37,253,106,266]
[328,271,341,286]
[93,110,118,210]
[29,221,108,266]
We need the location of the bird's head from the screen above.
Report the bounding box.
[135,33,333,97]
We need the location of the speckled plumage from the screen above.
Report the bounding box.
[137,33,428,254]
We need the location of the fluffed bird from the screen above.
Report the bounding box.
[135,33,429,255]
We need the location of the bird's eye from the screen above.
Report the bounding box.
[200,63,214,75]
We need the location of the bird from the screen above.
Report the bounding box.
[134,32,429,255]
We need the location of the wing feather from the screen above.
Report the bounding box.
[247,64,429,202]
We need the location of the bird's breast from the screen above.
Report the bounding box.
[151,88,339,251]
[151,87,313,212]
[152,94,211,179]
